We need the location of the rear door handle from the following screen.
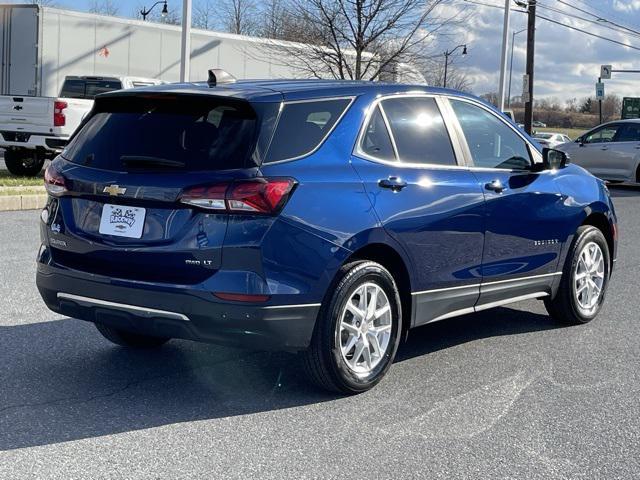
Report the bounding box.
[378,176,407,192]
[484,179,505,193]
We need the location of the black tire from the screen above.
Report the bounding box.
[95,323,170,348]
[544,225,610,325]
[4,149,45,176]
[303,261,402,394]
[635,164,640,183]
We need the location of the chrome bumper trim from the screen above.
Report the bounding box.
[57,293,190,322]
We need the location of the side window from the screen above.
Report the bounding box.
[614,123,640,142]
[583,125,619,144]
[360,105,396,162]
[265,98,352,163]
[380,97,457,166]
[450,99,532,170]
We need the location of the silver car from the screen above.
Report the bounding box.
[557,119,640,184]
[533,132,572,149]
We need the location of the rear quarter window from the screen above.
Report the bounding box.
[264,98,353,163]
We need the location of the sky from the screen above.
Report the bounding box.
[11,0,640,103]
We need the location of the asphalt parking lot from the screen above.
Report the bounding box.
[0,186,639,479]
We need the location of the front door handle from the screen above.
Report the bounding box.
[378,176,407,192]
[484,179,505,193]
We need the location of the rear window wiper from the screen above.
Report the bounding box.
[121,156,186,169]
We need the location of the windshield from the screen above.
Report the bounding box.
[534,133,553,139]
[62,95,277,172]
[60,79,123,99]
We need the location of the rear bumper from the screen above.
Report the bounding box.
[0,133,68,153]
[36,263,320,352]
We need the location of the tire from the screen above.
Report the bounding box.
[95,323,170,348]
[635,164,640,183]
[544,225,610,325]
[303,261,402,394]
[4,149,45,176]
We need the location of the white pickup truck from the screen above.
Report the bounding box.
[0,75,163,176]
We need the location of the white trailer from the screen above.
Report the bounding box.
[0,4,425,98]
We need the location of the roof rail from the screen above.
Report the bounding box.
[207,69,237,87]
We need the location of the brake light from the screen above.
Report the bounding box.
[180,178,296,214]
[53,101,67,127]
[44,163,68,196]
[213,292,271,303]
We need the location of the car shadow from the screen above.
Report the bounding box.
[0,307,561,451]
[607,184,640,198]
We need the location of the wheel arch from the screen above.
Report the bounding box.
[344,242,413,338]
[581,212,615,268]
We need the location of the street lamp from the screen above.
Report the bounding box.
[443,44,467,88]
[141,0,168,21]
[507,28,527,108]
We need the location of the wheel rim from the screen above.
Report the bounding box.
[574,241,605,312]
[338,282,393,375]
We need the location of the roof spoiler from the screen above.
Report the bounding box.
[207,69,237,87]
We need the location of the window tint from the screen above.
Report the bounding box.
[62,96,272,172]
[381,97,456,165]
[60,79,123,99]
[614,123,640,142]
[360,105,396,161]
[265,98,352,163]
[451,99,531,170]
[583,125,619,144]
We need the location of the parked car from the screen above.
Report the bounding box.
[36,77,618,394]
[0,75,163,176]
[557,119,640,184]
[533,132,572,149]
[533,120,547,128]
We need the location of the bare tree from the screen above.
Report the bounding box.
[222,0,259,35]
[421,56,472,92]
[193,0,219,30]
[88,0,119,16]
[29,0,58,6]
[261,0,459,81]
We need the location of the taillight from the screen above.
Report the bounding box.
[44,163,68,196]
[53,101,67,127]
[180,178,296,214]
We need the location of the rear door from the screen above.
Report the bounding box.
[47,94,277,285]
[608,122,640,180]
[447,97,565,307]
[351,95,486,326]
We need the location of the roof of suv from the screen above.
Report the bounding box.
[100,78,469,103]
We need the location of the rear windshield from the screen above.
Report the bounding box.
[60,79,123,99]
[62,95,277,172]
[534,133,553,139]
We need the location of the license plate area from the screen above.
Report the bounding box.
[99,203,146,239]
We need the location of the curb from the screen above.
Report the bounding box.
[0,194,47,212]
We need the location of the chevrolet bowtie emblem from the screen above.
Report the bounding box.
[103,185,126,196]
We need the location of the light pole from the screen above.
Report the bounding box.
[443,44,467,88]
[141,0,168,21]
[507,28,527,108]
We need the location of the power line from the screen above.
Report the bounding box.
[537,1,640,40]
[462,0,640,52]
[556,0,640,39]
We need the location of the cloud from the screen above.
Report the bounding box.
[613,0,640,12]
[432,1,640,102]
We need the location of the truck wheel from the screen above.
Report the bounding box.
[95,323,170,348]
[4,149,45,176]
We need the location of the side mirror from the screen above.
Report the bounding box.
[542,148,569,170]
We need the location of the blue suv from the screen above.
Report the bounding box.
[37,76,618,393]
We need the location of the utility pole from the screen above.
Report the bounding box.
[507,28,527,108]
[179,0,192,82]
[523,0,536,135]
[497,0,511,112]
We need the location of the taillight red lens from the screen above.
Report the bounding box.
[213,292,271,303]
[180,178,296,214]
[53,101,67,127]
[44,163,67,196]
